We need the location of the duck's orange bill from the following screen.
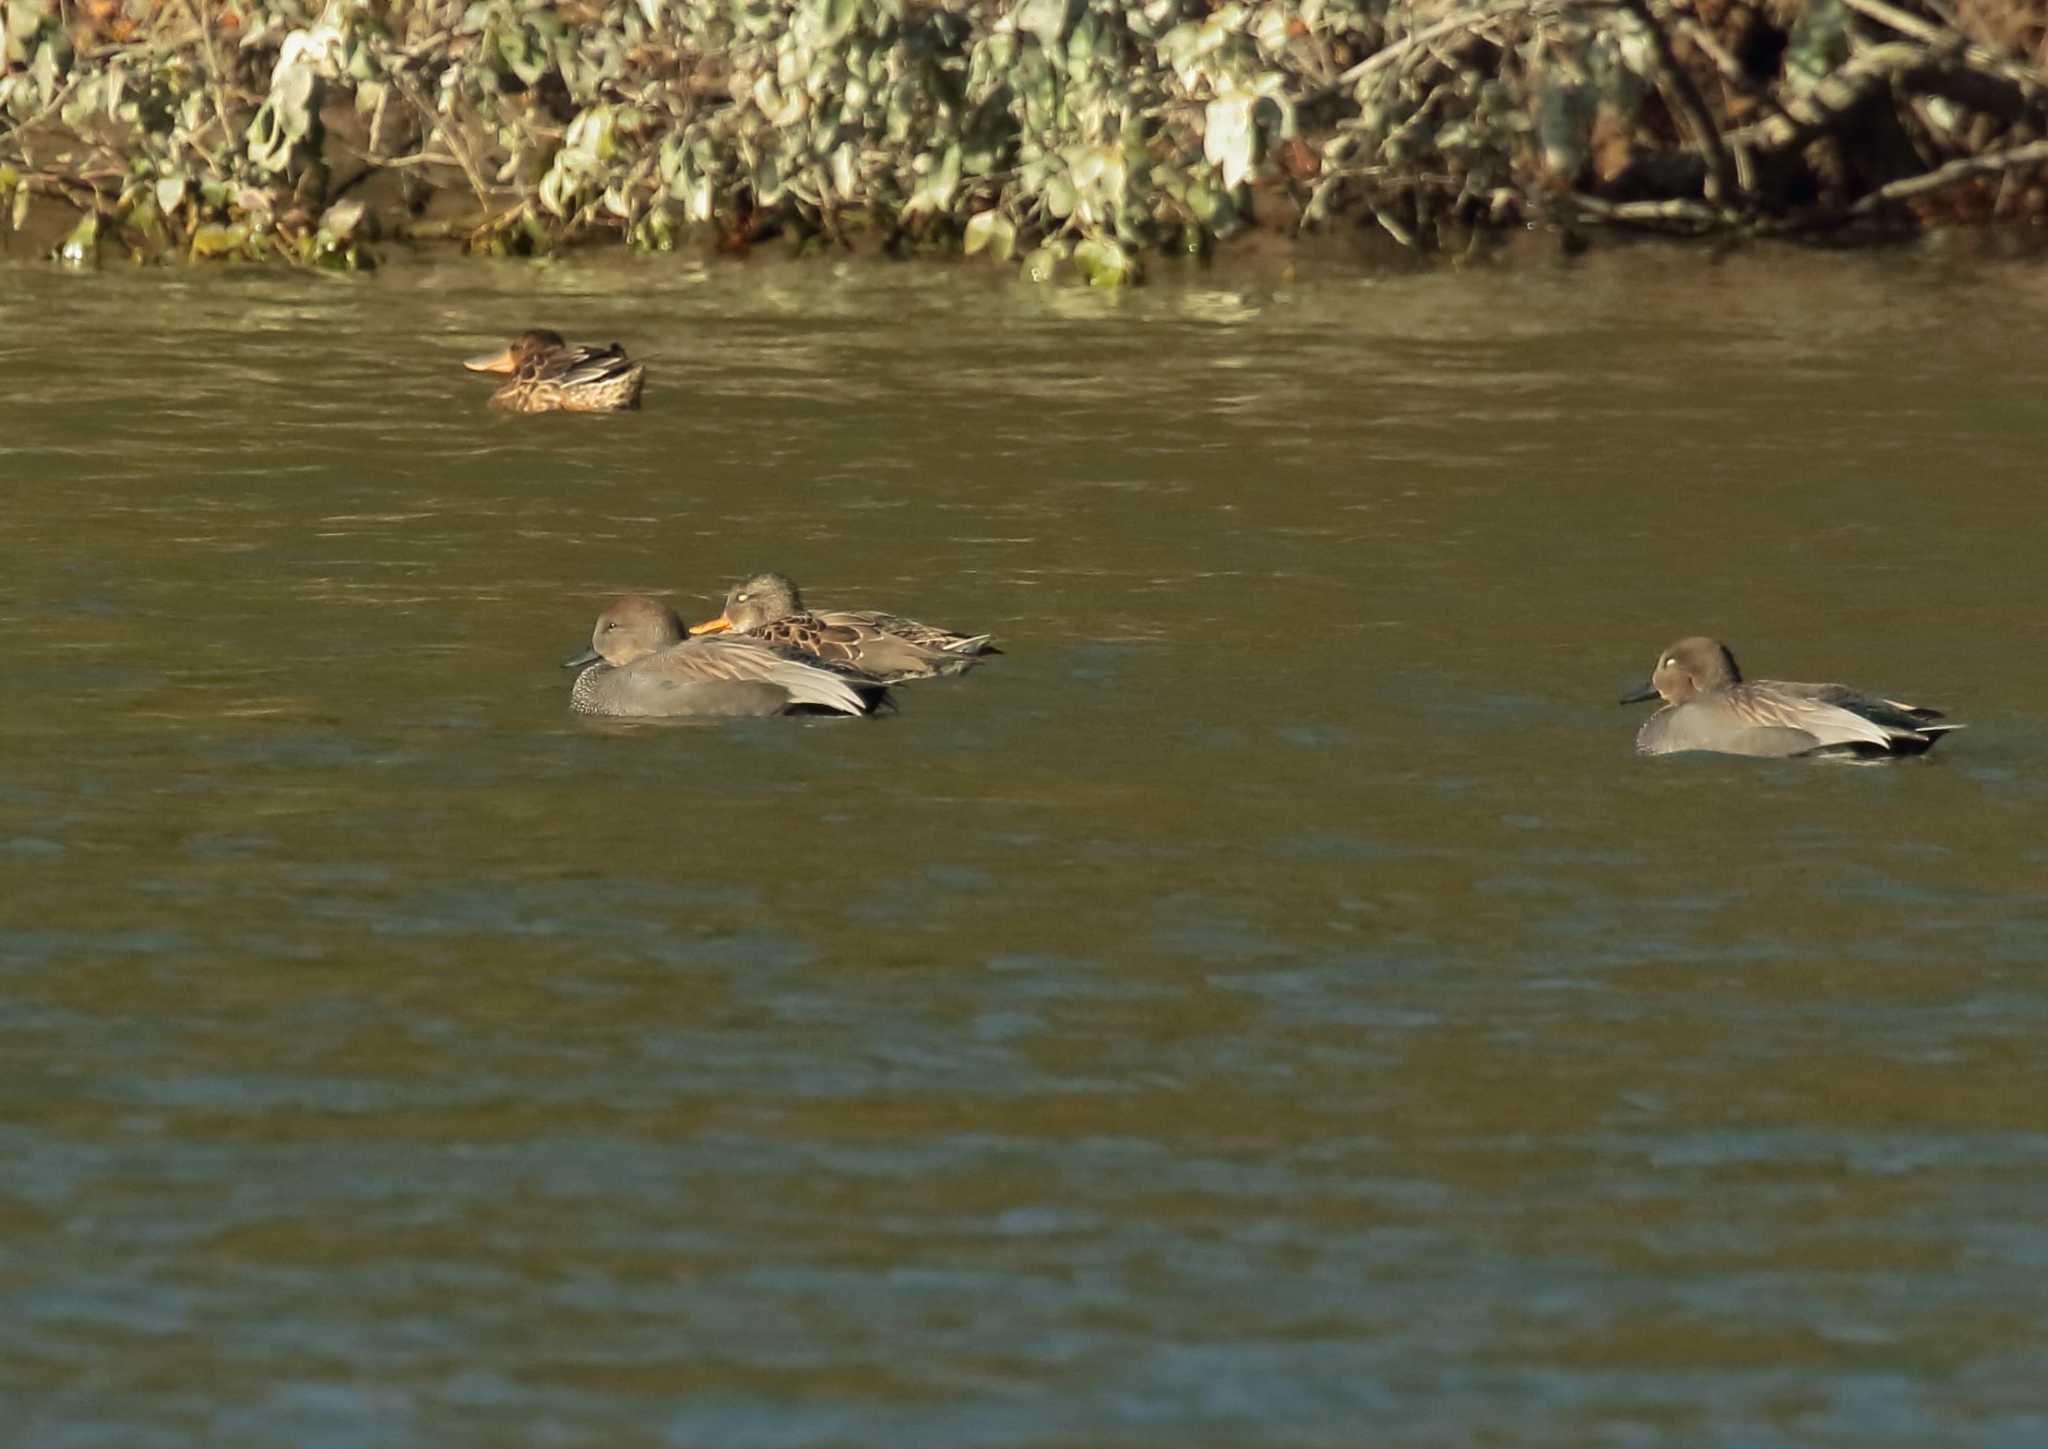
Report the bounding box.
[463,345,520,374]
[688,615,734,636]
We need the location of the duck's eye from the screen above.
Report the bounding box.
[735,592,750,603]
[1663,658,1675,669]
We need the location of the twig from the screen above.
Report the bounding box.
[1568,192,1724,228]
[1841,0,1954,45]
[367,78,392,157]
[1372,207,1417,247]
[1992,165,2019,219]
[1617,0,1742,209]
[1675,16,1797,129]
[466,200,531,246]
[1840,0,2048,105]
[1338,0,1618,87]
[1674,17,1748,90]
[1725,42,1925,153]
[334,142,466,172]
[389,70,495,211]
[12,168,114,219]
[1847,136,2048,215]
[183,0,239,169]
[22,169,111,193]
[0,75,85,165]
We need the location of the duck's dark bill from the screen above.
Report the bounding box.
[1618,681,1660,704]
[688,615,733,636]
[562,647,601,669]
[465,346,519,374]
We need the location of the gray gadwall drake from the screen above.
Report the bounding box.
[1621,636,1961,759]
[687,571,996,683]
[465,329,644,413]
[565,596,888,718]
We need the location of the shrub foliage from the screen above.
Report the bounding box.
[4,0,2047,273]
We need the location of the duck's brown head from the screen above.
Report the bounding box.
[690,571,804,636]
[465,329,567,375]
[1621,636,1741,706]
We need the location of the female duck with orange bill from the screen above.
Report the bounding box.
[689,571,995,684]
[464,329,644,413]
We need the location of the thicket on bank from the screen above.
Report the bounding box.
[3,0,2047,278]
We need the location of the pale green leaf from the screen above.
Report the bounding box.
[963,208,1014,261]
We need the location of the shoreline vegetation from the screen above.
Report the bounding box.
[3,1,2046,281]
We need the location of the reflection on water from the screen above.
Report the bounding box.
[4,248,2048,1447]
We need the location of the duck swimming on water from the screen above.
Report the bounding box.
[565,596,889,718]
[465,329,644,413]
[1621,637,1961,759]
[689,571,996,684]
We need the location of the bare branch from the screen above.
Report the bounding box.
[1616,0,1742,209]
[1848,136,2048,215]
[1339,0,1622,87]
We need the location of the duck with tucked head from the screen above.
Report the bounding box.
[1621,636,1961,759]
[565,595,889,718]
[688,571,995,684]
[465,329,645,413]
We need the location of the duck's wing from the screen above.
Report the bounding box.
[754,613,874,670]
[644,636,876,714]
[534,342,641,387]
[853,610,997,655]
[748,630,899,706]
[849,630,977,681]
[1741,681,1912,752]
[1808,683,1954,733]
[816,611,984,678]
[757,612,967,682]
